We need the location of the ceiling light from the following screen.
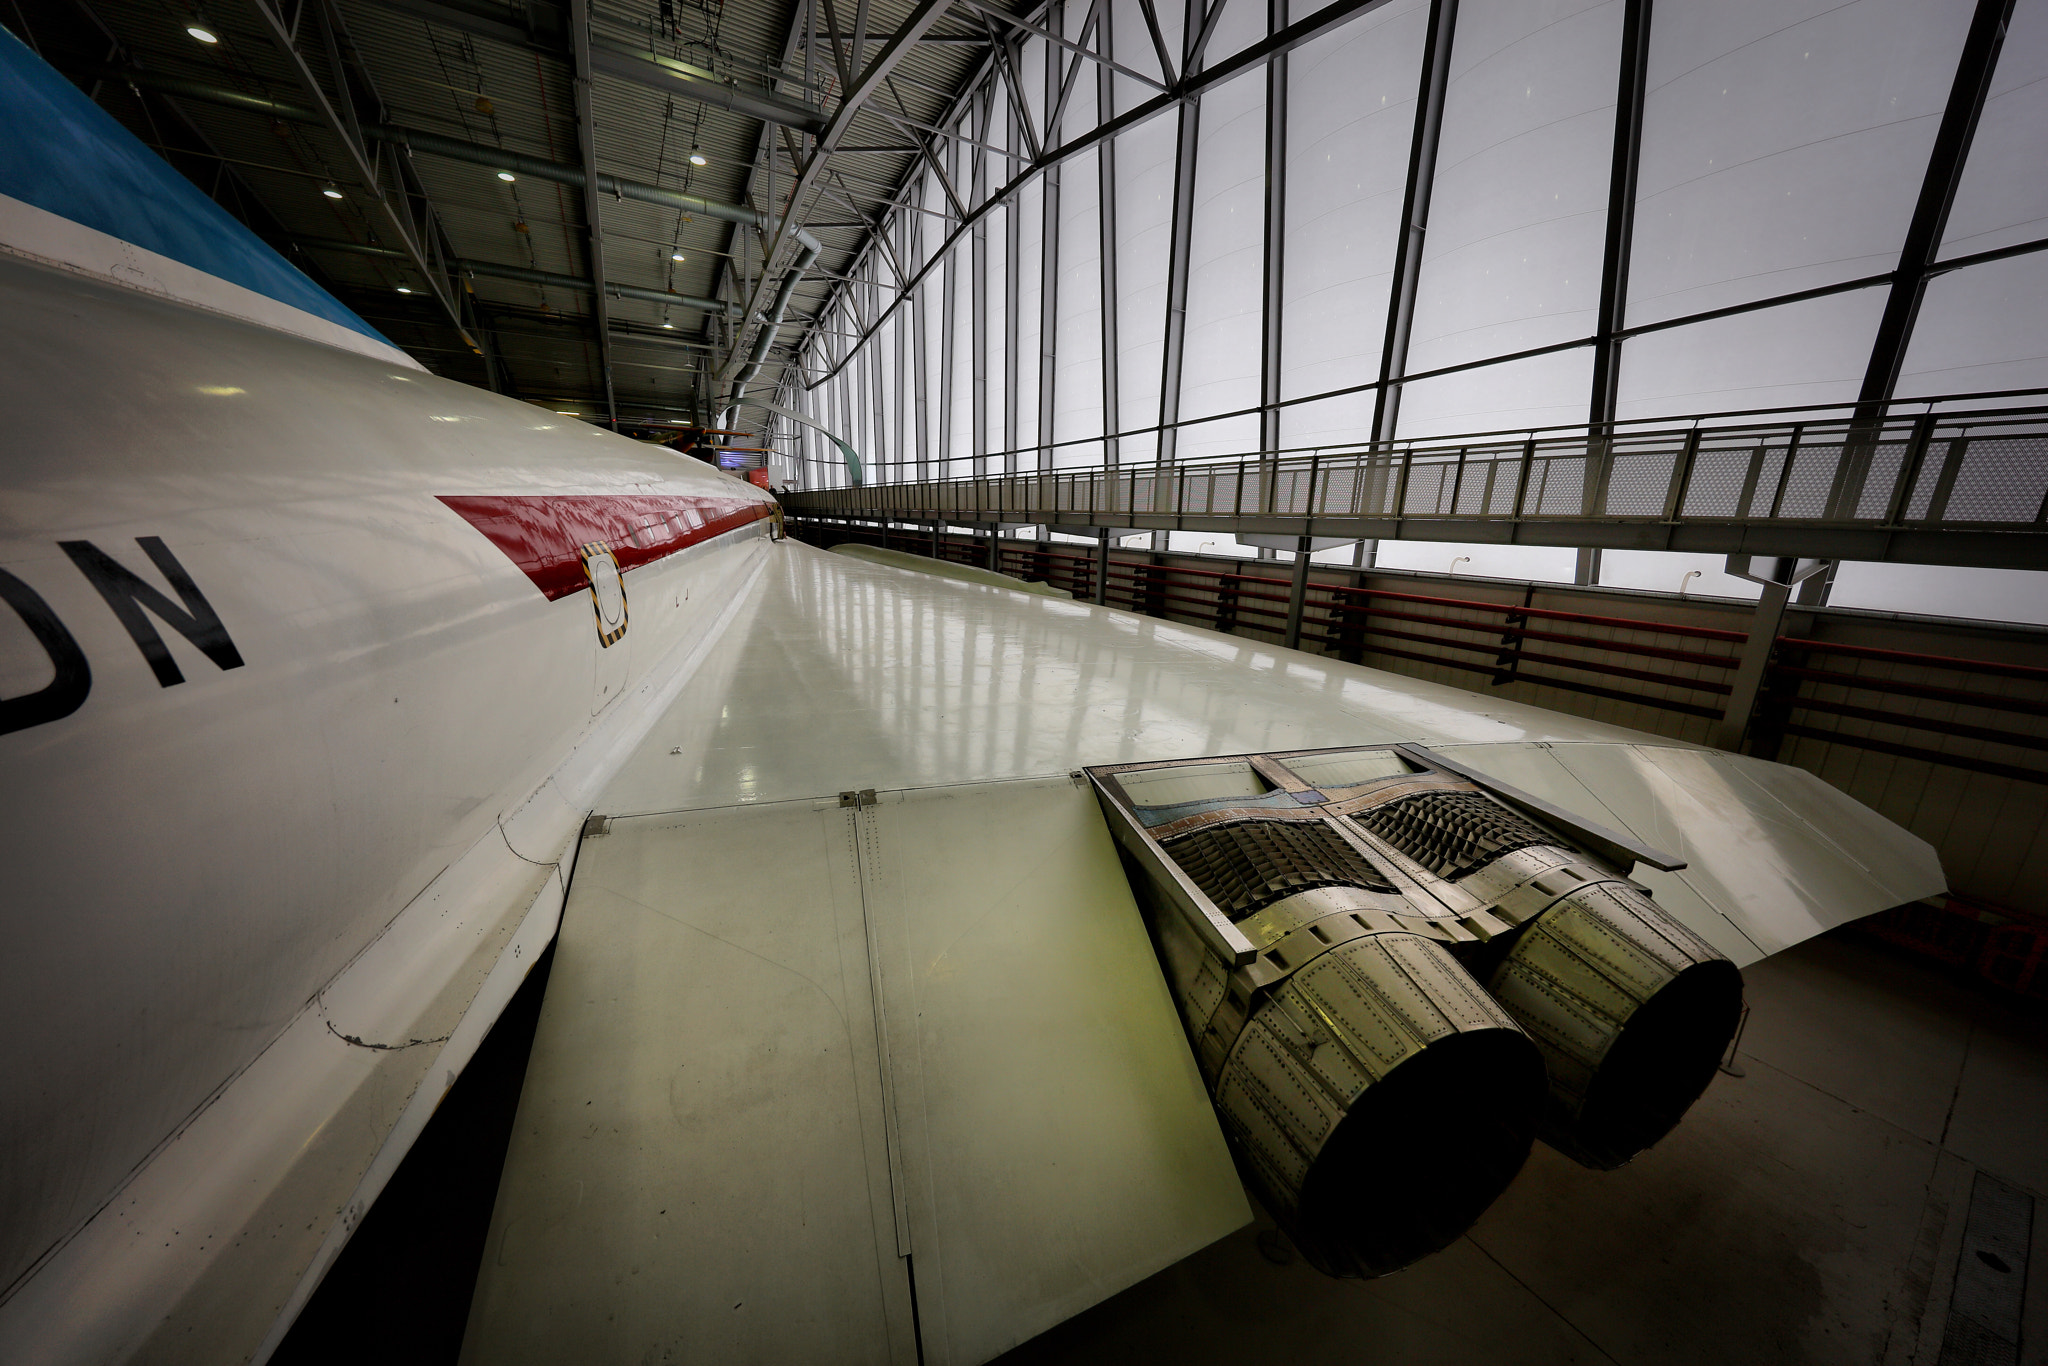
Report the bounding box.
[321,182,343,199]
[661,321,674,329]
[186,22,218,42]
[396,286,413,294]
[670,251,685,261]
[556,410,580,415]
[688,150,708,167]
[497,171,516,183]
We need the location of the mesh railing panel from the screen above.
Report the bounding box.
[800,409,2048,537]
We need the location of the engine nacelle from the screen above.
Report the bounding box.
[1485,880,1743,1169]
[1090,745,1745,1274]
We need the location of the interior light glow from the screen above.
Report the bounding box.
[195,385,245,396]
[661,322,674,329]
[556,410,580,415]
[688,152,708,167]
[497,171,516,182]
[395,286,413,294]
[670,252,685,261]
[186,23,218,42]
[321,182,343,199]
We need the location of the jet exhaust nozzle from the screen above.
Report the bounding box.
[1484,882,1743,1170]
[1212,924,1547,1276]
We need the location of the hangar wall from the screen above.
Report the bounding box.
[777,0,2048,500]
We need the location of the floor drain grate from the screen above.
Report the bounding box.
[1937,1171,2033,1366]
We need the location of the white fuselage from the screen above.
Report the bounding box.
[0,250,773,1362]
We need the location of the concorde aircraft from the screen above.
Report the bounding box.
[0,31,1943,1365]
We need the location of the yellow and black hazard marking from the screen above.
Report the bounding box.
[577,540,629,647]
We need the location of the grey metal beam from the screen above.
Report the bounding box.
[348,0,830,132]
[954,0,1167,91]
[1038,2,1064,475]
[242,0,478,353]
[1859,0,2017,406]
[1580,0,1650,589]
[1004,84,1023,475]
[804,0,1408,389]
[1370,0,1456,444]
[1283,536,1312,648]
[789,500,2048,569]
[1097,0,1122,470]
[297,236,736,312]
[1586,0,1650,435]
[583,39,828,134]
[568,0,617,427]
[1153,0,1204,472]
[971,86,992,477]
[1258,0,1287,458]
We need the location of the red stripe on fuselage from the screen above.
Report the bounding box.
[438,494,772,601]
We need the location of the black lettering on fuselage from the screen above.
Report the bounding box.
[60,537,245,687]
[0,567,91,735]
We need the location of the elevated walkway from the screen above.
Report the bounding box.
[785,396,2048,570]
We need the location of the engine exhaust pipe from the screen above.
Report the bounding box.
[1482,881,1743,1169]
[1204,914,1547,1276]
[1088,744,1747,1276]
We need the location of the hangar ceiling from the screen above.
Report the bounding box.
[8,0,1012,434]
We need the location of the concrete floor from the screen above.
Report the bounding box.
[994,931,2047,1366]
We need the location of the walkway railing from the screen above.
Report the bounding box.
[784,396,2048,569]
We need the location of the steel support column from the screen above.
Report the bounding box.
[1154,0,1206,474]
[1097,0,1122,472]
[1857,0,2017,414]
[1095,527,1111,604]
[1259,0,1288,458]
[1581,0,1651,585]
[1039,2,1065,474]
[1370,0,1456,445]
[1712,556,1830,752]
[1284,535,1313,649]
[972,86,993,476]
[1003,76,1024,477]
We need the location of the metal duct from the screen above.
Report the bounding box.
[728,242,820,402]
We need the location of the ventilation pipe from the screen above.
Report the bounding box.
[724,241,819,409]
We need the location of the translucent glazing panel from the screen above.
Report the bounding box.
[1371,539,1580,580]
[1896,250,2048,400]
[1614,288,1886,423]
[986,200,1010,467]
[1941,0,2048,259]
[1279,0,1428,403]
[1405,0,1620,373]
[1179,68,1266,436]
[1277,388,1379,450]
[1201,0,1271,67]
[1054,149,1108,461]
[878,314,898,482]
[1829,563,2048,626]
[1629,0,1975,325]
[1394,346,1593,439]
[1017,178,1046,465]
[949,249,975,473]
[1114,115,1180,464]
[921,276,945,477]
[1112,0,1181,105]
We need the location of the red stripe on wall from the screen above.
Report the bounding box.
[438,493,773,601]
